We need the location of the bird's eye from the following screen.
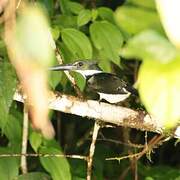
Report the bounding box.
[78,62,83,67]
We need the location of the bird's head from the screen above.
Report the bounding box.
[49,60,102,78]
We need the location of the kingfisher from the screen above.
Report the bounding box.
[49,60,137,104]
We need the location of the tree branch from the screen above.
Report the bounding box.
[13,90,178,136]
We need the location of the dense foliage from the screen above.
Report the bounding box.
[0,0,180,179]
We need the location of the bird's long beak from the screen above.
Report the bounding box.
[48,64,74,71]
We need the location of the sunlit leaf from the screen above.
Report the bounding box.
[121,30,177,63]
[114,5,163,34]
[77,9,92,27]
[156,0,180,48]
[61,28,92,59]
[138,58,180,128]
[90,21,123,65]
[40,146,71,180]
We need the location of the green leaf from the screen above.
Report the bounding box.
[4,111,22,144]
[58,0,71,15]
[68,2,84,15]
[53,15,77,29]
[90,21,123,65]
[0,62,17,128]
[77,9,92,27]
[114,6,163,34]
[15,4,55,67]
[61,28,92,59]
[98,7,114,23]
[121,30,177,63]
[40,146,71,180]
[51,26,60,41]
[49,70,62,89]
[38,0,54,16]
[139,164,180,180]
[91,9,98,21]
[0,40,7,57]
[16,172,51,180]
[72,72,86,91]
[30,131,43,152]
[138,58,180,128]
[0,148,19,180]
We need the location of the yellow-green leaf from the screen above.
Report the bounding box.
[15,4,54,67]
[138,59,180,128]
[121,30,177,63]
[114,6,163,34]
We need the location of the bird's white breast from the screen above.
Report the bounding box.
[98,92,130,104]
[76,70,102,78]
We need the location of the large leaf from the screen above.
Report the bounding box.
[40,146,71,180]
[0,62,17,128]
[0,148,19,180]
[121,30,177,63]
[90,21,123,65]
[138,58,180,128]
[114,5,163,34]
[61,28,92,59]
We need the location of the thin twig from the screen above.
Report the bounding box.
[16,0,22,9]
[0,153,87,160]
[106,135,164,161]
[21,103,29,174]
[95,138,144,148]
[87,121,100,180]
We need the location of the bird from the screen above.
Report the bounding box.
[49,60,137,104]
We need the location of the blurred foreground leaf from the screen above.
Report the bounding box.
[121,30,177,63]
[15,4,54,67]
[138,58,180,128]
[114,5,163,34]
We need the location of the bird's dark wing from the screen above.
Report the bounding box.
[87,73,133,94]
